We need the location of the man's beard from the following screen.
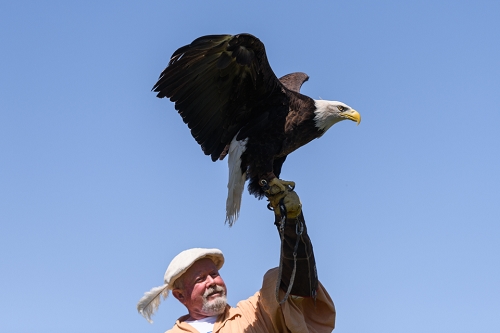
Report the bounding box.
[201,285,227,316]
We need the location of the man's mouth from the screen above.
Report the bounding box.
[207,291,221,298]
[205,286,224,299]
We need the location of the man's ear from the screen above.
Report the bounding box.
[172,289,185,304]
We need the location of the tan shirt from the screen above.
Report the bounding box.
[166,268,336,333]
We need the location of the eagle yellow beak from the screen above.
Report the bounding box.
[344,109,361,125]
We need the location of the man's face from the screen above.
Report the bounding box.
[172,258,227,320]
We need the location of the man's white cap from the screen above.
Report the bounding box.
[136,248,224,323]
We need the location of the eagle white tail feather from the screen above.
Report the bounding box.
[226,137,248,225]
[136,284,169,323]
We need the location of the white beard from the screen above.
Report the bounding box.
[202,286,227,316]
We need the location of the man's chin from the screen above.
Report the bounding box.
[202,295,227,316]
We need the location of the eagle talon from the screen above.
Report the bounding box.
[266,184,302,219]
[266,178,296,195]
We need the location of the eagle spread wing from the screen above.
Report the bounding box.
[152,34,286,161]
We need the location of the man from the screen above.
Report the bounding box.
[137,189,336,332]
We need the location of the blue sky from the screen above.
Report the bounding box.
[1,1,499,332]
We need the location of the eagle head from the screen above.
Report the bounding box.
[313,100,361,132]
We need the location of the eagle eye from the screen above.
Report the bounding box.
[338,105,346,112]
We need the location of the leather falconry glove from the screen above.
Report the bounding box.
[267,187,318,301]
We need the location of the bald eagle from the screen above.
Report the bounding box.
[153,33,361,224]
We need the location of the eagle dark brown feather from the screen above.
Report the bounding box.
[279,72,309,93]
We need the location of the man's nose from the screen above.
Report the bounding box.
[206,275,216,286]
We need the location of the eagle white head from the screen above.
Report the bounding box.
[313,100,361,132]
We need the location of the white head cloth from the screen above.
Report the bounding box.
[136,248,224,323]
